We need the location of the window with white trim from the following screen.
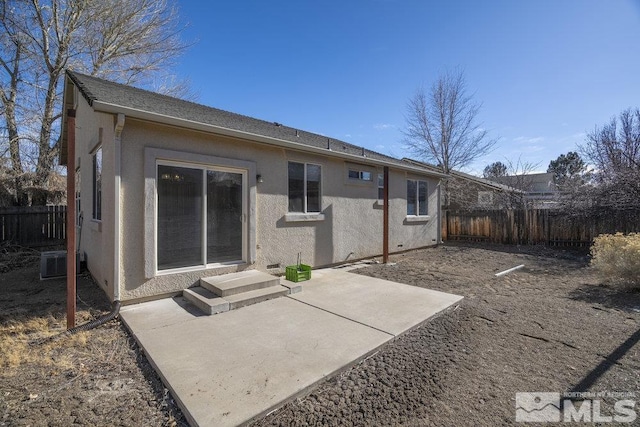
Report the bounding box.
[407,179,428,216]
[75,168,81,226]
[348,169,372,181]
[478,191,494,207]
[378,173,384,200]
[156,162,246,271]
[92,147,102,220]
[288,162,321,213]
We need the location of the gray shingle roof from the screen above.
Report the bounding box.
[65,70,444,176]
[402,158,520,192]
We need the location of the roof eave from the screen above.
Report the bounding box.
[91,99,448,178]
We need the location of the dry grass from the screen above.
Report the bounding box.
[1,259,189,426]
[0,313,90,372]
[0,243,41,273]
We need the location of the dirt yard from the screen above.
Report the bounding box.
[1,242,639,426]
[0,248,188,426]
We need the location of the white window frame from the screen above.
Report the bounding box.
[477,191,494,207]
[348,168,373,181]
[406,179,428,217]
[155,159,248,275]
[92,146,102,221]
[377,172,385,202]
[75,167,81,226]
[143,148,256,279]
[288,161,322,214]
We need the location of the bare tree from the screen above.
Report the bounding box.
[581,108,640,181]
[0,0,188,205]
[565,108,640,214]
[490,157,539,209]
[403,69,496,174]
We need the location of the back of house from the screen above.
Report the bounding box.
[60,71,446,302]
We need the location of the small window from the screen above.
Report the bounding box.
[288,162,321,213]
[75,168,81,226]
[407,179,428,216]
[478,191,494,207]
[348,169,372,181]
[92,147,102,220]
[378,173,384,200]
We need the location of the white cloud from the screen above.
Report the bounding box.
[513,136,544,144]
[554,132,587,150]
[373,123,395,131]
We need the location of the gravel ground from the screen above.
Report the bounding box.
[1,242,639,426]
[253,243,640,426]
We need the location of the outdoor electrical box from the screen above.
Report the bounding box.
[40,251,80,280]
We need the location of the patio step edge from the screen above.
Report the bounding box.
[183,287,230,315]
[224,285,290,310]
[200,270,280,297]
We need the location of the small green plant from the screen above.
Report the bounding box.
[590,232,640,287]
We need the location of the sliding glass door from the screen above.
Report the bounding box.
[157,163,245,272]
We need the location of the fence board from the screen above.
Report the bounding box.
[444,209,640,246]
[0,205,67,247]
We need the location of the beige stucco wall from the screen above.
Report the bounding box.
[73,95,116,299]
[74,97,441,302]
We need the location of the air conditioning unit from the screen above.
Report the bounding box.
[40,251,80,280]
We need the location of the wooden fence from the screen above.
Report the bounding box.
[443,209,640,246]
[0,205,67,247]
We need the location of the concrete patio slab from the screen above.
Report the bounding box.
[289,269,464,336]
[121,296,391,427]
[120,269,463,427]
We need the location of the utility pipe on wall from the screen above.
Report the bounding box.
[437,180,443,243]
[66,109,77,329]
[113,113,125,302]
[383,166,389,263]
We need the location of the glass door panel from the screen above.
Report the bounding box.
[207,170,243,263]
[157,165,203,270]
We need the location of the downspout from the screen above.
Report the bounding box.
[113,113,125,302]
[383,166,389,263]
[437,179,443,243]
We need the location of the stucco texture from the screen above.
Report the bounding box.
[75,98,440,301]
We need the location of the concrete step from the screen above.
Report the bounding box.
[224,285,290,310]
[183,287,230,315]
[280,278,303,295]
[200,270,280,297]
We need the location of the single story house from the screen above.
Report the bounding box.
[60,71,447,302]
[402,159,521,210]
[494,172,560,208]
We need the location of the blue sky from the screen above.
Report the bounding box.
[174,0,640,175]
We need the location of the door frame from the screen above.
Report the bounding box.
[143,147,257,279]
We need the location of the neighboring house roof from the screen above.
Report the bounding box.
[494,172,557,193]
[401,158,520,192]
[61,71,447,178]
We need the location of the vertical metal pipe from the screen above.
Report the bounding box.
[66,109,77,329]
[113,114,125,302]
[383,166,389,263]
[437,181,443,243]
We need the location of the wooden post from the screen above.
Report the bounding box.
[383,166,389,263]
[66,109,76,330]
